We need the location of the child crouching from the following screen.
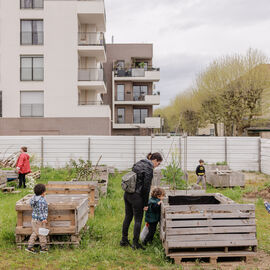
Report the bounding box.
[25,184,48,254]
[143,188,166,245]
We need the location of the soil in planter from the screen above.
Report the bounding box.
[168,195,221,205]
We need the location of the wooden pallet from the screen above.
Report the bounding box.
[1,186,15,193]
[46,181,97,217]
[160,193,258,260]
[15,194,89,247]
[172,250,256,264]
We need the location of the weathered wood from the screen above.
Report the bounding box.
[167,233,256,242]
[166,212,255,219]
[167,239,258,249]
[164,204,255,212]
[166,226,257,235]
[15,194,88,241]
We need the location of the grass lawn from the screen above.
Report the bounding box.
[0,169,270,269]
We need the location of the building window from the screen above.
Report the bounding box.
[20,0,44,9]
[21,56,44,81]
[133,85,147,101]
[117,85,124,101]
[116,60,125,70]
[133,108,148,124]
[0,91,2,117]
[117,108,125,124]
[20,91,44,117]
[21,20,43,45]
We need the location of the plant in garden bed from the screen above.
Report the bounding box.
[216,161,228,165]
[161,152,186,192]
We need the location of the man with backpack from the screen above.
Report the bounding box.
[120,152,163,250]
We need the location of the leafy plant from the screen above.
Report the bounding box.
[69,159,98,181]
[161,152,186,191]
[216,161,228,165]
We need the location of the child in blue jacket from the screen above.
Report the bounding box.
[143,187,165,245]
[264,201,270,213]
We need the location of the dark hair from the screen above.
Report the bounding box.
[34,184,46,196]
[21,146,27,152]
[148,152,163,162]
[151,187,166,198]
[199,159,204,163]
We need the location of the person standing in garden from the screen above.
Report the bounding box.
[16,146,31,188]
[196,159,206,189]
[120,152,163,250]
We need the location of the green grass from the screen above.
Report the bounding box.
[1,169,270,269]
[0,169,178,270]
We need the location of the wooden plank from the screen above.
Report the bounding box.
[166,226,257,235]
[169,250,256,259]
[166,218,256,228]
[23,214,73,222]
[166,212,255,219]
[167,239,258,248]
[167,233,256,242]
[164,204,255,212]
[46,184,95,189]
[17,211,23,227]
[16,226,76,235]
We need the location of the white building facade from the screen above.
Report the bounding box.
[0,0,111,135]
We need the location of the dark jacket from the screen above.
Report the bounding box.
[196,165,205,176]
[132,159,154,207]
[145,197,161,223]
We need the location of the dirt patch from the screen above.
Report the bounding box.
[244,187,270,200]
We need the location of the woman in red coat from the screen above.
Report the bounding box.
[16,146,31,188]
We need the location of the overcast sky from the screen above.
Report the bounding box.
[104,0,270,107]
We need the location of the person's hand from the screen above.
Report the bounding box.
[264,200,268,204]
[158,201,162,205]
[143,206,148,211]
[42,220,48,224]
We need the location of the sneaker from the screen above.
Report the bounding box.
[132,242,145,250]
[120,239,131,247]
[25,247,36,254]
[40,247,49,253]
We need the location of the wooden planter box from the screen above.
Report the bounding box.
[15,194,89,246]
[207,171,245,188]
[0,169,18,181]
[160,192,257,264]
[0,172,7,188]
[46,181,96,217]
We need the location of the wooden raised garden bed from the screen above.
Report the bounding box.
[15,194,89,247]
[46,181,97,217]
[0,172,7,189]
[160,192,257,264]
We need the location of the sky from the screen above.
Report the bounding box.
[104,0,270,107]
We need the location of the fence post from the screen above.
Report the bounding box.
[225,137,228,164]
[258,138,261,173]
[88,137,91,161]
[179,136,182,169]
[41,136,44,168]
[134,136,136,164]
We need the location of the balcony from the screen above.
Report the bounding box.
[78,32,106,62]
[77,1,106,32]
[78,68,107,93]
[114,67,160,82]
[113,117,161,129]
[114,94,160,105]
[78,100,103,105]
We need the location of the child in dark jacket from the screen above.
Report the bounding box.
[143,187,166,245]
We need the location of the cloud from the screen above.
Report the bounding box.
[104,0,270,106]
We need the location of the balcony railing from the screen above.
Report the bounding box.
[20,67,44,81]
[20,0,44,9]
[20,31,44,45]
[78,32,105,46]
[78,68,104,81]
[20,104,44,117]
[114,67,160,78]
[78,101,104,105]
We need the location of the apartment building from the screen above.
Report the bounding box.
[103,44,161,136]
[0,0,111,135]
